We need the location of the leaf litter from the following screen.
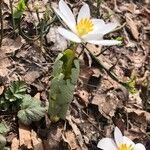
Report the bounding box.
[0,0,150,149]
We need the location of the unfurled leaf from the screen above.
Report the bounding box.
[17,94,46,125]
[48,49,80,121]
[0,123,9,135]
[5,81,27,102]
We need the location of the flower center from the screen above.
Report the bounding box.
[76,18,94,36]
[117,144,134,150]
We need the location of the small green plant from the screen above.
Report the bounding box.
[0,123,10,149]
[125,76,138,94]
[0,81,27,110]
[48,49,80,122]
[5,81,27,102]
[0,81,46,125]
[18,94,47,125]
[13,0,28,20]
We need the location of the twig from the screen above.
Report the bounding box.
[0,0,3,46]
[96,0,102,18]
[82,43,127,87]
[9,0,15,33]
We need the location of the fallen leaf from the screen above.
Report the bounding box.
[19,123,32,149]
[11,137,19,150]
[62,130,80,150]
[1,37,24,54]
[66,115,88,150]
[31,130,44,150]
[46,27,67,51]
[125,14,139,40]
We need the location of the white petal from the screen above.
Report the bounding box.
[77,3,90,23]
[97,138,117,150]
[100,22,119,34]
[135,143,146,150]
[53,8,72,30]
[87,40,121,46]
[114,127,123,147]
[59,0,76,32]
[82,33,103,40]
[58,27,81,43]
[90,19,105,34]
[123,136,135,146]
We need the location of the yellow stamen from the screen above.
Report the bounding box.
[76,18,93,36]
[117,144,134,150]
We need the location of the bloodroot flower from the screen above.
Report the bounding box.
[53,0,121,46]
[97,127,146,150]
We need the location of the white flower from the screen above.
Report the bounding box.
[53,0,121,46]
[97,127,146,150]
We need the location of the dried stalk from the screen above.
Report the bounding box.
[0,0,3,46]
[9,0,15,33]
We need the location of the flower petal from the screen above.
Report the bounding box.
[59,0,76,32]
[90,19,105,34]
[87,40,121,46]
[82,33,103,41]
[77,3,90,23]
[114,127,123,147]
[58,27,81,43]
[97,138,117,150]
[123,136,135,146]
[135,143,146,150]
[99,22,119,34]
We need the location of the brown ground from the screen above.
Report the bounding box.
[0,0,150,149]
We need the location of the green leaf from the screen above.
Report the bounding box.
[125,76,138,94]
[17,94,46,125]
[0,123,9,135]
[0,134,6,149]
[0,97,9,110]
[48,49,80,121]
[13,0,28,19]
[5,81,27,102]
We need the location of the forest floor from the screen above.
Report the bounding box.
[0,0,150,149]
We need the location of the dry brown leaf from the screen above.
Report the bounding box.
[66,115,88,150]
[86,44,102,56]
[23,71,40,83]
[125,107,150,125]
[76,90,89,106]
[31,130,44,150]
[11,138,19,150]
[33,93,41,100]
[19,123,32,149]
[46,27,67,51]
[125,14,139,40]
[0,57,11,77]
[1,37,24,54]
[45,126,62,149]
[92,92,120,118]
[0,86,4,95]
[62,130,80,150]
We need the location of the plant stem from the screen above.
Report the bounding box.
[0,0,3,46]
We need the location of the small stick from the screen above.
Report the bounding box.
[9,0,15,33]
[0,0,3,46]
